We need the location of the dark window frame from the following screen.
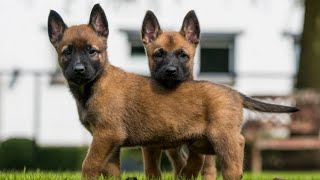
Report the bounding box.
[122,30,146,61]
[197,33,239,85]
[283,32,301,73]
[119,29,150,75]
[200,48,230,73]
[199,33,236,75]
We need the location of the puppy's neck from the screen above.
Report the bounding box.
[68,80,95,108]
[68,65,107,108]
[155,79,182,89]
[153,73,193,89]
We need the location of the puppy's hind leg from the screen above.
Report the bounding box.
[179,149,205,179]
[165,147,187,177]
[142,146,162,179]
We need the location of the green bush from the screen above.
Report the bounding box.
[0,138,35,170]
[36,146,87,171]
[0,138,87,171]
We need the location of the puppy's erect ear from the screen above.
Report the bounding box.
[180,10,200,45]
[141,10,162,44]
[48,10,67,47]
[89,4,109,38]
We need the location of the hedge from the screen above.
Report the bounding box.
[0,138,175,171]
[0,138,34,170]
[0,138,87,171]
[36,146,87,171]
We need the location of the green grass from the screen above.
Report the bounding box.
[0,170,320,180]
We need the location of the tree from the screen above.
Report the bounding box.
[296,0,320,91]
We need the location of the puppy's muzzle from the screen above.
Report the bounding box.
[165,66,177,76]
[73,64,86,74]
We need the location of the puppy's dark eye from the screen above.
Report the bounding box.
[178,52,188,60]
[88,47,97,55]
[63,47,72,56]
[153,50,165,60]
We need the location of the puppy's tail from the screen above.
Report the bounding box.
[240,93,299,113]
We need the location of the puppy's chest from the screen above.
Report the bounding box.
[78,106,96,134]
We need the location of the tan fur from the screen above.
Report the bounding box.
[53,24,246,180]
[84,64,245,179]
[49,6,298,179]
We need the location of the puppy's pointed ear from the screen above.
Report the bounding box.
[141,10,162,44]
[48,10,67,47]
[180,10,200,45]
[89,4,109,37]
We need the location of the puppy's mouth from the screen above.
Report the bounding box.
[66,68,103,86]
[68,78,88,86]
[66,75,95,86]
[162,74,184,81]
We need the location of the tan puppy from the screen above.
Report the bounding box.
[141,10,216,179]
[48,4,298,180]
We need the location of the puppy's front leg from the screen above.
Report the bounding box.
[201,155,217,180]
[101,148,121,178]
[82,132,122,179]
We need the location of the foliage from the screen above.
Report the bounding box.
[0,138,35,170]
[0,138,87,171]
[36,146,87,171]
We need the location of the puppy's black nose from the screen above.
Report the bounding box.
[73,64,85,74]
[165,67,177,76]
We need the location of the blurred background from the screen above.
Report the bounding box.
[0,0,319,174]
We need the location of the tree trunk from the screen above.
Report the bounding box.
[296,0,320,91]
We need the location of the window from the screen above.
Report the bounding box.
[198,33,238,85]
[293,35,301,72]
[130,44,146,62]
[123,30,146,61]
[284,32,301,72]
[121,29,149,75]
[131,46,145,56]
[200,48,230,73]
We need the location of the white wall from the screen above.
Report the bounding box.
[0,0,303,145]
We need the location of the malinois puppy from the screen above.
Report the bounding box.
[48,4,298,180]
[141,11,216,179]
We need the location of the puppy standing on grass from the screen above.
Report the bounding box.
[48,4,298,180]
[141,11,217,179]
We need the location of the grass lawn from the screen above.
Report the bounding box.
[1,171,320,180]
